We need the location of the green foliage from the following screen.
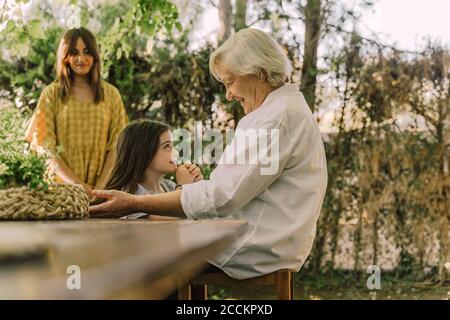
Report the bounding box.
[0,4,48,58]
[0,1,238,129]
[307,37,449,282]
[96,0,181,77]
[208,287,231,300]
[0,0,181,110]
[0,103,48,190]
[0,27,61,111]
[108,31,222,126]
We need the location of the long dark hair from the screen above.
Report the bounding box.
[56,27,103,103]
[105,120,170,194]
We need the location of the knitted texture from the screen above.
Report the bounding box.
[0,184,89,220]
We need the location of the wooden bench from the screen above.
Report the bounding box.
[178,269,294,300]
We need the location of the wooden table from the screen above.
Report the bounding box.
[0,218,247,299]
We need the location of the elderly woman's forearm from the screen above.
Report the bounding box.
[134,189,186,218]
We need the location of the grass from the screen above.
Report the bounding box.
[207,269,449,300]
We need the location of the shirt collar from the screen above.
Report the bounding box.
[245,83,299,116]
[262,83,298,106]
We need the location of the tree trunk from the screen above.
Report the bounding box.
[218,0,233,44]
[234,0,248,31]
[435,50,449,283]
[300,0,322,112]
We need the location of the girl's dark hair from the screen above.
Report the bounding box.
[105,120,170,194]
[56,27,103,103]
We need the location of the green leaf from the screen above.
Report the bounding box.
[116,47,122,59]
[5,20,16,33]
[28,19,46,40]
[13,42,30,58]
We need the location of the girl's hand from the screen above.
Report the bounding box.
[176,164,203,185]
[175,164,194,185]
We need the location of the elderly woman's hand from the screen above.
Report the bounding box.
[191,164,203,182]
[89,190,138,218]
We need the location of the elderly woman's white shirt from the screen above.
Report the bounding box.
[181,83,328,279]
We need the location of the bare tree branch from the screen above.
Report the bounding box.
[0,0,8,24]
[208,0,218,9]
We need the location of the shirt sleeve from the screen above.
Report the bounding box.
[25,85,58,156]
[106,87,128,152]
[181,114,309,220]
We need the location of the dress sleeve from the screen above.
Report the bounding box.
[25,85,57,156]
[106,87,128,152]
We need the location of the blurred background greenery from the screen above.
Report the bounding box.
[0,0,448,299]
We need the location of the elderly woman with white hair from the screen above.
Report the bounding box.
[90,28,328,280]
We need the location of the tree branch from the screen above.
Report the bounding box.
[0,0,7,24]
[209,0,218,9]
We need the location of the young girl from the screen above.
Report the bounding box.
[25,27,128,198]
[104,119,203,219]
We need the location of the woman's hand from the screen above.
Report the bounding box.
[89,190,137,218]
[189,164,204,182]
[176,163,203,185]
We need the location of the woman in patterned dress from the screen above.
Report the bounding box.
[25,27,128,198]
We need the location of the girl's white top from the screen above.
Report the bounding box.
[121,179,176,220]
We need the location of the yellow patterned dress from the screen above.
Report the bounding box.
[25,80,128,186]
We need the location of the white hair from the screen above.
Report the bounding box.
[209,28,292,87]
